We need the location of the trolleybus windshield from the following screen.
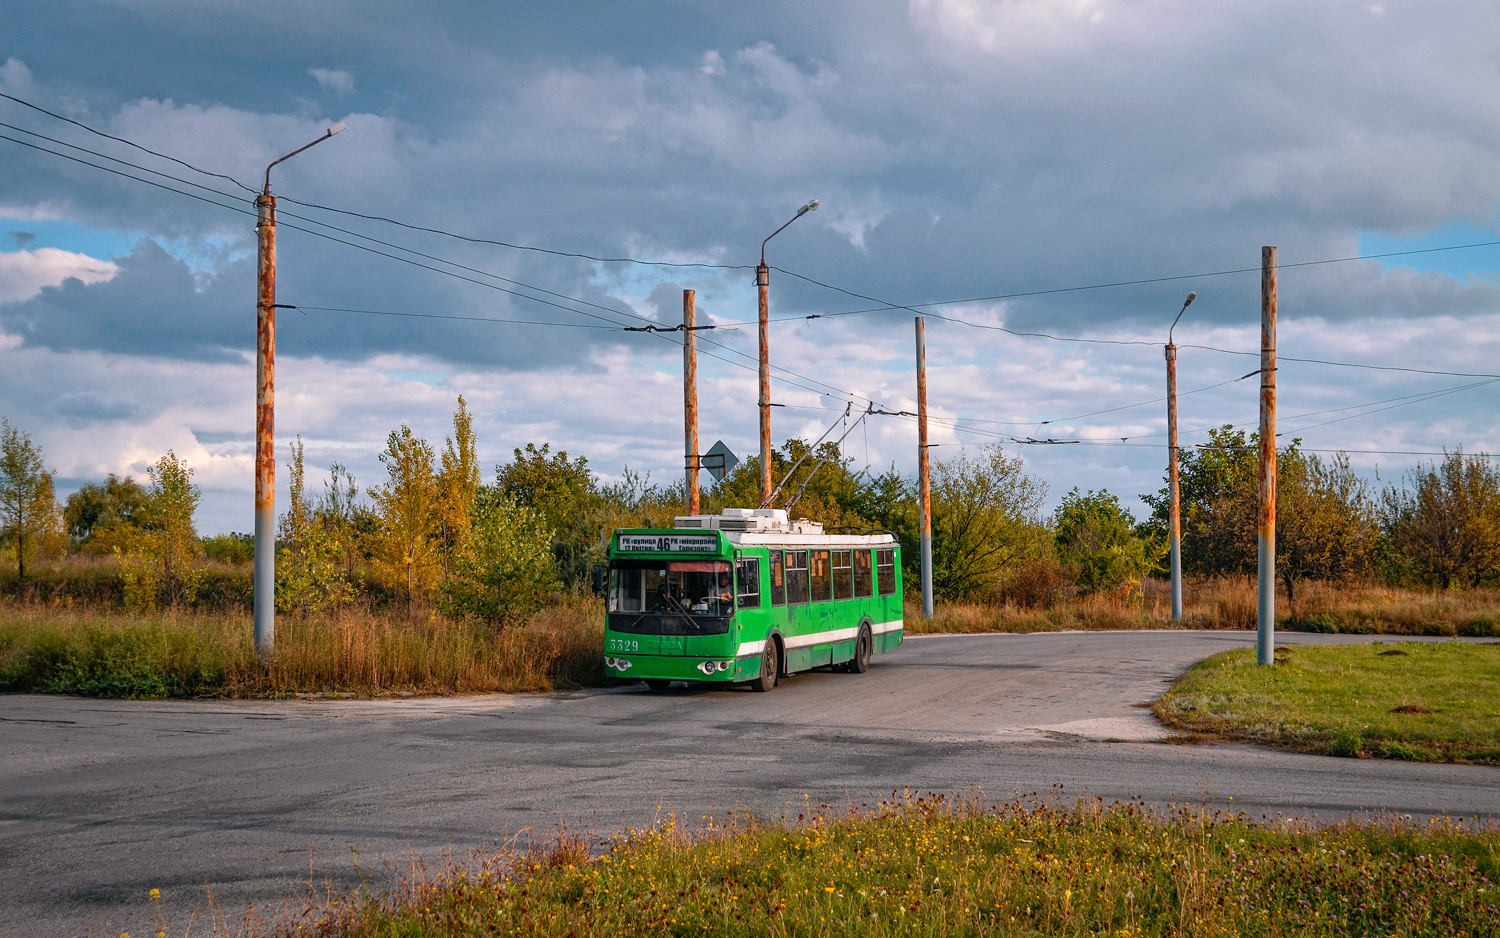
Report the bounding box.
[608,559,734,616]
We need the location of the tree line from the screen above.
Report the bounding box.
[5,410,1500,613]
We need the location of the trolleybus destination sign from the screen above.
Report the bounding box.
[617,534,718,553]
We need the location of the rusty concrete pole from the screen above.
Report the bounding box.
[916,317,934,619]
[1165,291,1195,623]
[683,289,700,516]
[1257,246,1278,666]
[254,192,277,654]
[755,199,819,507]
[252,123,345,656]
[1166,342,1182,621]
[758,263,773,505]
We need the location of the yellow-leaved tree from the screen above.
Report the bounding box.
[369,425,440,616]
[118,451,202,609]
[437,396,480,578]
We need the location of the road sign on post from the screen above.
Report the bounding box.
[703,441,739,483]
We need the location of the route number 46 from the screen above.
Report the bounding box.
[607,638,640,652]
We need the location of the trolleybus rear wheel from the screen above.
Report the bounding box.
[848,624,873,674]
[644,679,672,692]
[752,640,779,693]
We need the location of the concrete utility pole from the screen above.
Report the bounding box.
[756,199,819,507]
[1165,292,1196,623]
[683,289,700,516]
[253,122,345,656]
[1257,246,1278,666]
[916,316,934,619]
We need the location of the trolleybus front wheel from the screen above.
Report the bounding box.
[845,624,873,674]
[752,640,779,693]
[644,679,672,692]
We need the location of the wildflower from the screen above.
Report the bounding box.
[149,889,160,899]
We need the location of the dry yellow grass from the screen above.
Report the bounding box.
[907,578,1500,636]
[0,596,606,698]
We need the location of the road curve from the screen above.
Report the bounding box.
[2,630,1495,937]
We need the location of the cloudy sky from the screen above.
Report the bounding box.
[4,0,1500,533]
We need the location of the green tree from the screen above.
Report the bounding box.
[496,443,598,585]
[1143,427,1377,602]
[1276,452,1378,602]
[928,446,1049,601]
[1381,450,1500,589]
[320,461,372,582]
[276,438,353,614]
[440,490,558,623]
[1053,488,1159,596]
[0,419,60,578]
[369,426,441,614]
[1142,426,1258,578]
[63,473,150,551]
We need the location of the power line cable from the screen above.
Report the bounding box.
[287,305,622,330]
[0,128,883,410]
[281,195,751,270]
[0,91,259,193]
[0,132,256,218]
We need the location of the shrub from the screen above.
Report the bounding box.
[440,492,558,624]
[201,533,253,565]
[1330,727,1364,757]
[995,554,1072,609]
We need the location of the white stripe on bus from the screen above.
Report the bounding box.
[735,619,902,658]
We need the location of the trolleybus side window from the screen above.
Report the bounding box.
[853,549,874,598]
[735,558,761,609]
[876,548,897,596]
[770,550,786,606]
[810,549,832,601]
[786,550,810,604]
[832,549,853,600]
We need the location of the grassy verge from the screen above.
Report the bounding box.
[0,598,605,698]
[1156,641,1500,763]
[907,579,1500,636]
[279,795,1498,937]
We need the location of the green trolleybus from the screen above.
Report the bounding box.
[603,508,903,692]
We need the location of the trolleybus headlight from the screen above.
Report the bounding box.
[696,660,734,675]
[606,657,633,671]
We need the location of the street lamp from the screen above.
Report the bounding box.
[1165,291,1196,622]
[254,123,346,655]
[756,199,819,505]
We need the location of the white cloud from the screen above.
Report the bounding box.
[0,57,33,93]
[0,248,117,303]
[310,68,356,98]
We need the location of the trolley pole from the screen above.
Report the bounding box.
[1165,291,1195,623]
[252,123,345,656]
[916,316,934,619]
[1257,246,1278,666]
[254,191,276,655]
[758,263,772,505]
[683,289,700,516]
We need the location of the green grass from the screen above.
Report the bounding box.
[1156,641,1500,763]
[284,795,1499,937]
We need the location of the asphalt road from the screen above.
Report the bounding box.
[3,630,1496,937]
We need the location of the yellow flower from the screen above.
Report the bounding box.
[825,886,835,893]
[149,889,161,899]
